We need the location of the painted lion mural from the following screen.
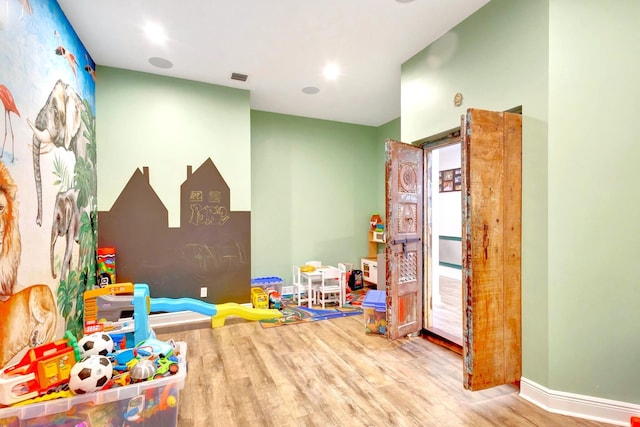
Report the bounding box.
[0,161,20,301]
[0,161,57,367]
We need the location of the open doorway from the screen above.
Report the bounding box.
[385,108,521,390]
[424,140,463,346]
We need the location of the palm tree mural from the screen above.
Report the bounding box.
[55,97,97,339]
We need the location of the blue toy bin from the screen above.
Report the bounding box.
[250,276,284,295]
[362,290,387,335]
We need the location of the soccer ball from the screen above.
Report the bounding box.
[78,332,114,357]
[69,355,113,394]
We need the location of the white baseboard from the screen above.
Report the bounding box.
[520,377,640,426]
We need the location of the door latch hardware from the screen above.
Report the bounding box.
[390,237,421,257]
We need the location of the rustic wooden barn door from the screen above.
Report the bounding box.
[384,140,423,339]
[462,108,522,390]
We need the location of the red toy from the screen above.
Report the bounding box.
[266,288,282,310]
[0,331,80,406]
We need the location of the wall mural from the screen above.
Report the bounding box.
[0,0,97,369]
[98,158,251,304]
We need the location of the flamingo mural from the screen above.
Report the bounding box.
[0,85,20,162]
[54,31,79,90]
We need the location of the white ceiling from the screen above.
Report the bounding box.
[57,0,489,127]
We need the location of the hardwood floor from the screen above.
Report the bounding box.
[430,275,463,345]
[156,316,608,427]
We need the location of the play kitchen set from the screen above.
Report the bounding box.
[361,213,386,290]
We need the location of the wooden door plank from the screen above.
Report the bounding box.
[463,108,522,391]
[502,112,522,383]
[464,108,506,389]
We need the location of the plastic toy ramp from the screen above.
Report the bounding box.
[211,303,282,328]
[150,297,217,316]
[149,297,282,328]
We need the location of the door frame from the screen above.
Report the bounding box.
[421,134,463,346]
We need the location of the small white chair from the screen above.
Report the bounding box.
[292,265,309,305]
[313,267,342,309]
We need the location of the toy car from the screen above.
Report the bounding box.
[155,357,179,378]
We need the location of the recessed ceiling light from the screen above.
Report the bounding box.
[323,63,340,80]
[144,22,167,44]
[302,86,320,95]
[149,57,173,69]
[395,0,415,3]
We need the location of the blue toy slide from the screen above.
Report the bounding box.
[150,297,218,316]
[149,297,282,328]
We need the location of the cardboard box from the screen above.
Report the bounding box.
[0,342,187,426]
[362,290,387,335]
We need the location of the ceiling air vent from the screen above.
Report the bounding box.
[231,72,248,82]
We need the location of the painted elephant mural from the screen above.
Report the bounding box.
[25,79,97,339]
[27,79,90,227]
[51,189,80,280]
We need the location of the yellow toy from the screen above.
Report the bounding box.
[251,287,269,309]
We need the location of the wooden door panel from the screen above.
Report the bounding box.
[385,140,423,340]
[396,274,419,336]
[462,109,522,391]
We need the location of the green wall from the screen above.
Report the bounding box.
[251,111,384,282]
[402,0,640,404]
[547,0,640,401]
[96,66,251,226]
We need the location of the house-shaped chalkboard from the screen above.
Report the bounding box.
[98,158,251,303]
